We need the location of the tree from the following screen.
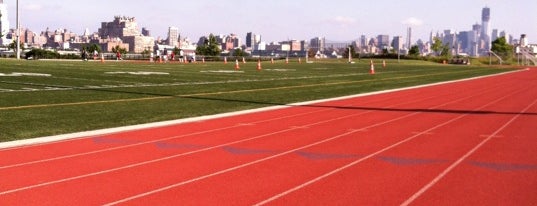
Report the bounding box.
[173,47,181,56]
[440,44,451,58]
[196,34,221,56]
[408,45,420,57]
[8,40,24,51]
[111,45,127,55]
[491,36,513,60]
[431,37,443,56]
[81,44,101,54]
[233,48,246,57]
[307,48,317,58]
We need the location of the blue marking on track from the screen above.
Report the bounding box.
[295,151,361,160]
[377,156,447,165]
[469,161,537,171]
[154,142,204,150]
[222,146,276,155]
[92,136,138,144]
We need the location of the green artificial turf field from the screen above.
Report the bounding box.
[0,58,513,142]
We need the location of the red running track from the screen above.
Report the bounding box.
[1,68,536,205]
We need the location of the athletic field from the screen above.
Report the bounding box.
[1,59,536,205]
[0,59,510,142]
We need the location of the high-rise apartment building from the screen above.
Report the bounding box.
[167,26,179,47]
[98,16,154,53]
[0,0,10,45]
[310,37,325,52]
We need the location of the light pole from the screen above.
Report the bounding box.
[16,0,20,60]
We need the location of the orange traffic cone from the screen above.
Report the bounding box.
[285,57,289,64]
[382,60,386,68]
[257,59,262,71]
[235,59,240,70]
[224,57,228,64]
[100,54,105,63]
[370,60,375,74]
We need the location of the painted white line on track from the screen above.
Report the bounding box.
[0,89,447,196]
[254,83,523,206]
[0,102,387,196]
[105,82,504,205]
[400,98,537,206]
[0,107,333,169]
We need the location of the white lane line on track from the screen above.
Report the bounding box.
[0,85,427,169]
[253,83,524,206]
[0,107,333,170]
[104,83,505,205]
[103,104,439,205]
[0,91,443,197]
[0,99,398,195]
[400,98,537,206]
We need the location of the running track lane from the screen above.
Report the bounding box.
[1,68,536,205]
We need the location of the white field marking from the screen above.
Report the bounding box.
[0,68,422,93]
[200,70,244,73]
[254,84,522,206]
[105,71,169,75]
[0,71,362,93]
[0,69,524,148]
[400,98,537,206]
[0,72,51,77]
[264,69,296,72]
[106,84,500,205]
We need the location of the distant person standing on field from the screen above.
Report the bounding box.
[116,51,122,60]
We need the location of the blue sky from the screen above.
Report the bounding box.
[4,0,537,43]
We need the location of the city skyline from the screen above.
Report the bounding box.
[3,0,537,43]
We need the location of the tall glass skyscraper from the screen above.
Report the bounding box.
[481,7,491,51]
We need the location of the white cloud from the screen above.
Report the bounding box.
[402,17,424,27]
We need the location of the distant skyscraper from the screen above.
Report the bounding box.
[377,35,390,49]
[491,29,498,42]
[167,26,179,47]
[481,7,491,51]
[392,36,403,52]
[246,32,254,48]
[0,0,10,45]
